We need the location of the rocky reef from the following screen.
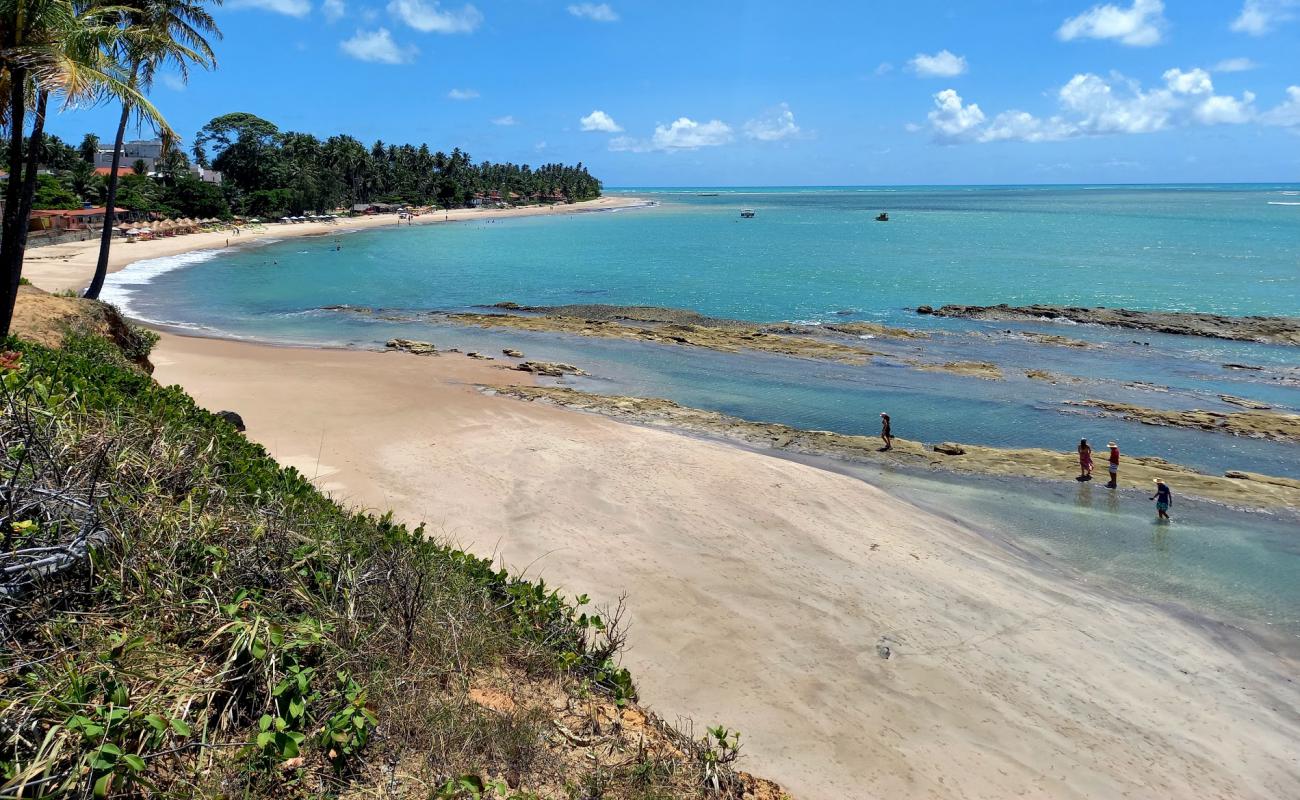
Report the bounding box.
[917,304,1300,345]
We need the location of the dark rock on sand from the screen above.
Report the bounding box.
[216,410,246,432]
[933,442,966,455]
[502,348,525,358]
[920,304,1300,345]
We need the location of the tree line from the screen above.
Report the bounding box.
[190,111,603,218]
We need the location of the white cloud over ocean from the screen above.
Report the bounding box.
[926,67,1269,143]
[1058,0,1166,46]
[610,117,733,152]
[744,104,801,141]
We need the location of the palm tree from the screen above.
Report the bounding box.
[83,0,219,300]
[0,0,163,336]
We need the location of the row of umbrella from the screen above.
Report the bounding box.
[279,215,340,223]
[117,217,227,238]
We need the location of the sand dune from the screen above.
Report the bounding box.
[151,335,1300,800]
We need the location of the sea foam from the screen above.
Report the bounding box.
[99,249,224,321]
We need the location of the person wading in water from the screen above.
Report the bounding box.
[1151,478,1172,520]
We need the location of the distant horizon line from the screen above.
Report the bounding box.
[605,181,1300,190]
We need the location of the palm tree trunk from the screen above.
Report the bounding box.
[0,66,30,339]
[15,91,49,257]
[84,101,132,300]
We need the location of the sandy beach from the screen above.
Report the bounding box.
[21,196,643,294]
[140,335,1300,800]
[19,203,1300,799]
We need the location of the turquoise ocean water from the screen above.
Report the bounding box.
[103,185,1300,646]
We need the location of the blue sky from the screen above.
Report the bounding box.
[44,0,1300,185]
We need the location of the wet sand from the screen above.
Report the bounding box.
[149,333,1300,800]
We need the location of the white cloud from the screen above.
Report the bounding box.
[1163,67,1212,95]
[228,0,311,17]
[1058,0,1166,46]
[323,0,345,21]
[909,50,967,78]
[1213,57,1258,72]
[924,68,1263,143]
[1194,92,1257,124]
[535,141,548,151]
[1231,0,1299,35]
[567,3,618,22]
[980,111,1076,143]
[447,88,479,100]
[340,28,417,64]
[387,0,482,33]
[927,89,985,141]
[492,115,517,126]
[610,117,733,152]
[159,73,186,91]
[744,103,801,141]
[1262,86,1300,126]
[874,62,894,76]
[579,110,623,132]
[652,117,733,149]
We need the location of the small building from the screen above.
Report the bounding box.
[94,139,163,170]
[29,207,108,233]
[188,164,223,184]
[94,166,135,179]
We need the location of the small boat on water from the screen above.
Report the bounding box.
[740,209,756,218]
[697,192,720,197]
[875,212,889,222]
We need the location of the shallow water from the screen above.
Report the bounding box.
[104,185,1300,641]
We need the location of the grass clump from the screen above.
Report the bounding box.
[0,334,780,799]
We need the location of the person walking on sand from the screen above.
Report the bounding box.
[1105,441,1120,488]
[879,412,893,451]
[1077,438,1094,480]
[1150,478,1172,520]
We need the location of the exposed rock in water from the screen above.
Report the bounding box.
[1017,331,1096,349]
[502,348,525,358]
[933,442,966,455]
[918,304,1300,346]
[514,361,588,377]
[1218,395,1271,410]
[318,304,374,314]
[915,360,1003,380]
[466,352,493,360]
[1071,400,1300,443]
[1025,369,1082,384]
[487,385,1300,510]
[385,338,438,356]
[448,312,880,365]
[215,410,246,432]
[1222,363,1264,371]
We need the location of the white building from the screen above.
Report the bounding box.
[94,139,164,170]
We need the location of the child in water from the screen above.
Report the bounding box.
[1150,478,1172,520]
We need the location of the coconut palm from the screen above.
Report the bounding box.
[83,0,219,301]
[0,0,166,336]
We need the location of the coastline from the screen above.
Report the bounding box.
[146,333,1300,800]
[20,195,648,295]
[18,195,1300,798]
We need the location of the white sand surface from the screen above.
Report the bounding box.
[150,334,1300,800]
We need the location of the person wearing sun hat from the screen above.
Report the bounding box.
[1105,441,1120,488]
[1150,478,1172,520]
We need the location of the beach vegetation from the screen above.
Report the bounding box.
[0,326,778,798]
[84,0,222,301]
